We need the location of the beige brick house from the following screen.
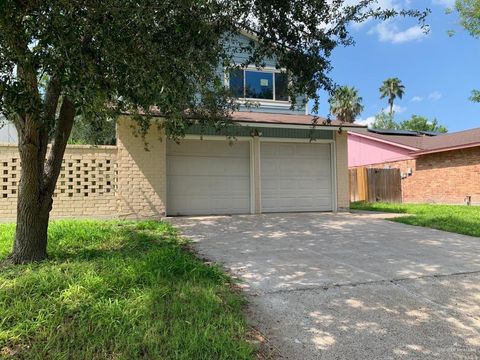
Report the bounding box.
[116,112,362,218]
[1,113,360,220]
[348,127,480,205]
[1,32,365,220]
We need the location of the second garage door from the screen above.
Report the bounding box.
[167,139,251,216]
[260,142,333,212]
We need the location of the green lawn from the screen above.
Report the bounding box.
[350,202,480,237]
[0,220,254,359]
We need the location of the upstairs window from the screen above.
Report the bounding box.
[229,69,289,101]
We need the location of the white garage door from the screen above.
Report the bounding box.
[167,139,250,216]
[261,142,333,212]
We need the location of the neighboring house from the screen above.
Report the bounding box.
[348,128,480,205]
[114,32,364,217]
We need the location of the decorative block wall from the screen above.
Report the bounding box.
[0,144,118,220]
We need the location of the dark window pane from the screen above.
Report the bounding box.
[245,71,273,100]
[229,69,244,97]
[275,73,289,101]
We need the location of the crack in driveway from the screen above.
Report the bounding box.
[261,269,480,295]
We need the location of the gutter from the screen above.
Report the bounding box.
[235,121,365,131]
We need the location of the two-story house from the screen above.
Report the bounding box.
[115,33,364,218]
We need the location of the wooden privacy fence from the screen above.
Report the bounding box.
[349,167,402,203]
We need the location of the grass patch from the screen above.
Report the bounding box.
[351,202,480,237]
[0,220,254,359]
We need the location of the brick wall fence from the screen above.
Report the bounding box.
[353,146,480,205]
[0,144,118,221]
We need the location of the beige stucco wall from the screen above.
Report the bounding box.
[335,131,350,210]
[0,144,117,221]
[116,117,167,219]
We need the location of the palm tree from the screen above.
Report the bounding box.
[329,86,364,123]
[379,78,405,116]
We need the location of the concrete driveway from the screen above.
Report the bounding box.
[171,213,480,359]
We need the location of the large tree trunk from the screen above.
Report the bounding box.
[8,97,74,264]
[12,171,51,263]
[8,137,52,264]
[12,208,50,263]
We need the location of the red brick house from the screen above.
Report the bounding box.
[348,127,480,205]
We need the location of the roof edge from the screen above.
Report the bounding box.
[348,131,421,151]
[235,121,342,130]
[119,111,367,129]
[413,142,480,156]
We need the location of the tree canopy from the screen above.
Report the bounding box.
[69,116,116,145]
[379,78,405,116]
[399,115,448,133]
[450,0,480,102]
[456,0,480,38]
[371,112,399,130]
[0,0,428,263]
[458,0,480,102]
[371,113,447,133]
[329,86,364,123]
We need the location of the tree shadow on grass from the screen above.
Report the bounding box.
[0,220,254,359]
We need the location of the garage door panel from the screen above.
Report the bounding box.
[261,142,333,213]
[277,162,324,175]
[261,143,294,157]
[262,197,331,212]
[167,140,249,158]
[262,178,331,192]
[167,196,249,216]
[167,156,249,177]
[167,139,250,216]
[262,143,330,159]
[262,162,318,176]
[167,175,250,196]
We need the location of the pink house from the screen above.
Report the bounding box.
[348,130,421,168]
[347,128,480,205]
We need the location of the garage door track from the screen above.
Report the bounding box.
[171,213,480,359]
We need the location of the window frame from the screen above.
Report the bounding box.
[226,66,290,103]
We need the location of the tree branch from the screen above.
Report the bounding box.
[43,96,74,197]
[38,76,61,177]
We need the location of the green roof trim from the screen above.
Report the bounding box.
[185,124,334,140]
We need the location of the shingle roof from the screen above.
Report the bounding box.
[128,108,366,128]
[349,127,480,155]
[348,129,426,149]
[420,127,480,151]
